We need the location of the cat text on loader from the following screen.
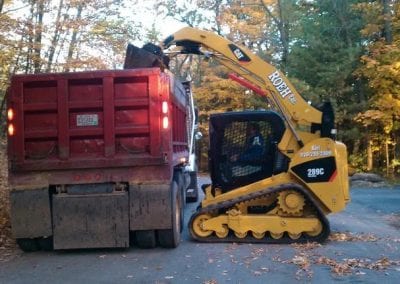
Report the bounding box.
[161,27,350,243]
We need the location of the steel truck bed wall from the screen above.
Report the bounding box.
[8,68,189,186]
[7,68,191,249]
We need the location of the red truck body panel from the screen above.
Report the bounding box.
[7,68,189,187]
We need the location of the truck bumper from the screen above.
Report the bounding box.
[10,182,173,249]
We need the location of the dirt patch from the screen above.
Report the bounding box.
[0,137,18,262]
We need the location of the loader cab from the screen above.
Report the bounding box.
[209,111,287,192]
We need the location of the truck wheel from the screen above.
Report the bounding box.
[158,189,181,248]
[16,238,39,252]
[38,237,53,251]
[186,171,199,203]
[135,230,156,249]
[174,173,185,233]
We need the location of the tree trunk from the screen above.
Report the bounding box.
[25,2,35,74]
[33,0,45,74]
[385,138,390,176]
[65,4,83,72]
[211,0,223,35]
[367,135,373,171]
[277,0,289,72]
[383,0,392,44]
[46,0,64,72]
[260,0,289,72]
[352,139,360,155]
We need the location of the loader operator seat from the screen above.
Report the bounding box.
[209,111,286,193]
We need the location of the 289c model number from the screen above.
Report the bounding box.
[307,168,325,178]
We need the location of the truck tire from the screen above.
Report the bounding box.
[174,173,185,233]
[135,230,156,249]
[38,237,53,251]
[16,238,39,252]
[186,171,199,203]
[158,183,181,248]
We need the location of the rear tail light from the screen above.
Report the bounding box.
[7,108,14,121]
[162,101,168,114]
[162,101,169,129]
[8,124,15,136]
[162,116,169,129]
[7,108,15,136]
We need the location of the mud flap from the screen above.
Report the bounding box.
[52,192,129,249]
[10,188,52,239]
[129,183,172,230]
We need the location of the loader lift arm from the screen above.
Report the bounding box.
[162,27,333,150]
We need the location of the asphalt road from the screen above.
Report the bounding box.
[1,176,400,284]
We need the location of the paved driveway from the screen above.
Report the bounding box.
[0,177,399,283]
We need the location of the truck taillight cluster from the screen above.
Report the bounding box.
[7,108,15,136]
[162,101,169,129]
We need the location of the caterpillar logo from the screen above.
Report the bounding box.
[228,44,251,62]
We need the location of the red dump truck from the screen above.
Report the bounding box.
[6,67,198,250]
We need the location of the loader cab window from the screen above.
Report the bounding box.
[209,111,286,192]
[225,121,267,177]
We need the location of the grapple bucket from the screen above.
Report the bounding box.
[123,43,169,69]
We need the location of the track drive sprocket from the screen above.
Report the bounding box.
[277,190,305,215]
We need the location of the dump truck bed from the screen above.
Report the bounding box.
[7,68,193,250]
[8,68,189,186]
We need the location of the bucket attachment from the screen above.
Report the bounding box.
[124,43,170,69]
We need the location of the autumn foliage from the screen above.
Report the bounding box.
[0,0,399,176]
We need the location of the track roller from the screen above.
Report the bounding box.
[234,231,247,238]
[215,225,229,238]
[192,214,213,238]
[270,232,284,239]
[252,232,265,239]
[288,232,302,240]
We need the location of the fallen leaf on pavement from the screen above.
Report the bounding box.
[203,279,218,284]
[329,232,378,242]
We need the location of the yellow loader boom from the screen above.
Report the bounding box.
[161,27,350,243]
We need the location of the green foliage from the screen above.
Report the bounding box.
[349,153,368,172]
[352,1,400,175]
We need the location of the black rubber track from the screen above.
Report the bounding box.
[188,183,330,244]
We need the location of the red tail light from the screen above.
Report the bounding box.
[162,116,169,129]
[7,108,14,121]
[162,101,169,129]
[162,101,168,114]
[8,124,15,136]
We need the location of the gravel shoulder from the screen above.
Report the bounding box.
[0,138,19,262]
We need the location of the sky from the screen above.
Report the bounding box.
[124,1,188,45]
